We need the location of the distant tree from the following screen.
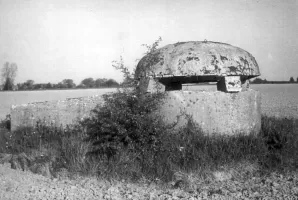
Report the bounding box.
[51,84,57,89]
[17,80,34,90]
[1,62,18,91]
[62,79,76,88]
[296,77,298,83]
[25,80,34,90]
[17,83,24,90]
[289,77,295,83]
[33,84,45,90]
[251,78,265,84]
[77,83,87,88]
[105,79,119,87]
[16,83,22,90]
[95,78,108,88]
[3,78,14,90]
[45,82,53,89]
[81,78,95,88]
[57,82,67,89]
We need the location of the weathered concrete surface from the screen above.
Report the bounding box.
[158,89,261,135]
[136,41,261,135]
[10,95,104,131]
[135,41,260,79]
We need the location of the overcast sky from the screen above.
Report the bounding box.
[0,0,297,84]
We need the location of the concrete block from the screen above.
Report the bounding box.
[217,76,242,93]
[158,89,261,135]
[10,95,104,131]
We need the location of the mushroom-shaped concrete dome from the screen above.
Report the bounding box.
[135,41,260,79]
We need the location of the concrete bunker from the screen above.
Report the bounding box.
[135,41,261,135]
[10,95,104,131]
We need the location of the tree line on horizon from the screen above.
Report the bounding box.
[251,77,298,84]
[15,77,119,91]
[0,62,120,91]
[1,62,298,91]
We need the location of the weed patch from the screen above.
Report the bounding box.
[1,105,298,183]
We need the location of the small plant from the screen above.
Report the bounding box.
[0,114,11,130]
[82,89,166,171]
[259,116,298,170]
[1,119,97,176]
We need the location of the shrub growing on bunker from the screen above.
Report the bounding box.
[83,37,167,167]
[83,90,165,159]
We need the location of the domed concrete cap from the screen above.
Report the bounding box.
[135,41,260,79]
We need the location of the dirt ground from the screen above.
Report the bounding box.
[1,162,298,200]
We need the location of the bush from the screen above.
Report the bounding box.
[81,89,167,177]
[1,120,98,176]
[5,121,65,154]
[0,114,11,130]
[260,116,298,170]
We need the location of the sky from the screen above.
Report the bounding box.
[0,0,297,84]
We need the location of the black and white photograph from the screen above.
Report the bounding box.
[0,0,297,199]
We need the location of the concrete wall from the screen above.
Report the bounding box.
[159,89,261,135]
[10,95,104,131]
[10,90,261,136]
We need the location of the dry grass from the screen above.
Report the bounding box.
[1,114,298,186]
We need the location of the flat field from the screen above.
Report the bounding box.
[0,88,116,119]
[252,84,298,118]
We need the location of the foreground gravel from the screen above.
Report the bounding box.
[1,163,298,200]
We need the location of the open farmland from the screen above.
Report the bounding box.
[0,88,116,119]
[251,84,298,118]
